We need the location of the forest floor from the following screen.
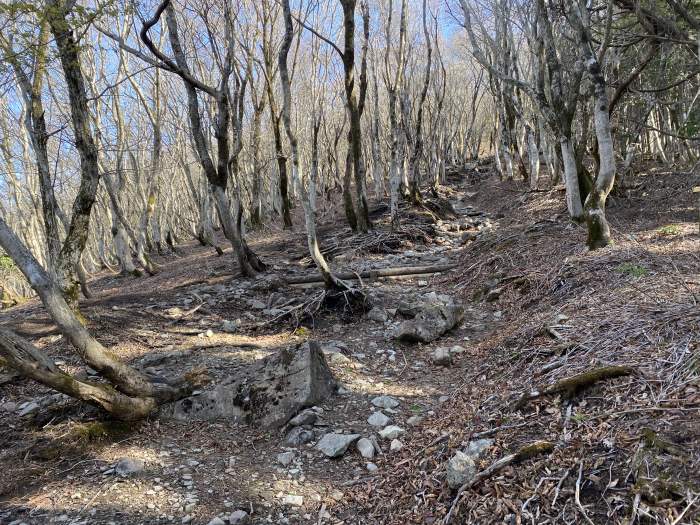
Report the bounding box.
[0,161,699,525]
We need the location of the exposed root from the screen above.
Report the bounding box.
[515,365,634,409]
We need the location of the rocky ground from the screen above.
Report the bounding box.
[1,162,699,525]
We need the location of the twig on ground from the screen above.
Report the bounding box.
[575,460,595,525]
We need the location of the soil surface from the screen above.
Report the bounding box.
[1,162,699,525]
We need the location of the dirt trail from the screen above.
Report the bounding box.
[0,167,500,524]
[1,163,698,525]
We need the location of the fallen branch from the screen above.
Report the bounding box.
[515,365,634,410]
[444,441,555,524]
[285,264,457,285]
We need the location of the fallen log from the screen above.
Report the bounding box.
[284,263,458,285]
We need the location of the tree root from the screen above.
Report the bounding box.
[0,328,209,420]
[515,365,634,410]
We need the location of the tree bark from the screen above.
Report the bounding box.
[46,1,104,306]
[572,2,616,248]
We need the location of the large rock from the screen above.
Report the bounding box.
[394,301,464,343]
[316,433,361,458]
[165,341,336,428]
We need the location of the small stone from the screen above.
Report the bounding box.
[221,319,241,333]
[378,426,405,440]
[418,280,428,287]
[460,231,478,244]
[390,439,403,452]
[356,438,375,459]
[438,395,450,404]
[288,408,317,427]
[250,300,266,309]
[406,415,424,427]
[115,457,144,477]
[329,352,351,365]
[277,451,295,467]
[228,510,250,524]
[465,438,493,459]
[432,347,452,366]
[449,345,467,354]
[285,427,315,446]
[17,401,39,417]
[371,395,400,409]
[1,402,17,412]
[367,411,391,427]
[367,308,388,323]
[283,494,304,506]
[316,433,361,458]
[205,329,214,338]
[181,516,192,524]
[447,451,476,489]
[366,462,378,472]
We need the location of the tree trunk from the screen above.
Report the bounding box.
[46,1,104,308]
[0,216,198,409]
[0,328,156,420]
[572,2,616,249]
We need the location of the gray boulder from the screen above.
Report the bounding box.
[165,341,336,428]
[395,302,464,343]
[316,433,361,458]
